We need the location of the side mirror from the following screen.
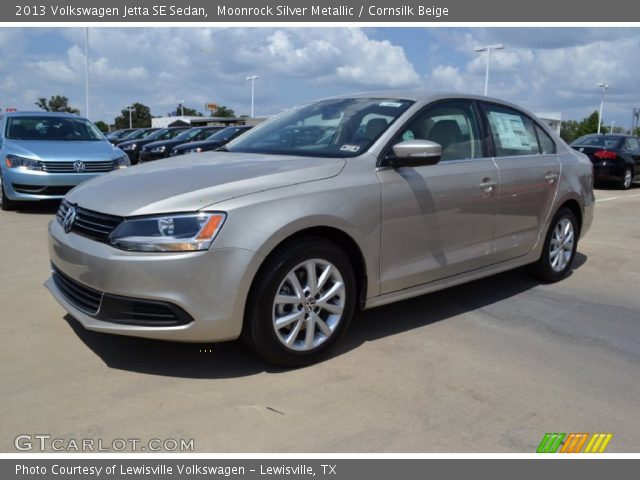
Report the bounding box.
[383,140,442,168]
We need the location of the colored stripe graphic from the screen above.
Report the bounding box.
[584,433,613,453]
[537,433,566,453]
[559,433,589,453]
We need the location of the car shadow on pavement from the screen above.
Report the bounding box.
[65,253,587,379]
[13,200,60,215]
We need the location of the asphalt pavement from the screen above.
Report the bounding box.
[1,186,639,452]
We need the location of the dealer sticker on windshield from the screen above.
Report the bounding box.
[340,144,361,153]
[379,102,403,107]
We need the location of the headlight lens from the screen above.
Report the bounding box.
[112,154,130,170]
[5,154,42,171]
[187,147,203,154]
[169,149,178,156]
[150,146,166,153]
[121,144,136,151]
[109,212,226,252]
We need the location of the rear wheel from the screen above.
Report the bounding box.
[530,208,578,283]
[242,237,356,367]
[0,174,16,211]
[620,167,633,190]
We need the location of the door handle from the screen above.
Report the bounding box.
[480,178,497,193]
[545,172,559,184]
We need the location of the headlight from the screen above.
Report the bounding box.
[109,212,226,252]
[112,154,130,170]
[121,144,136,151]
[150,146,166,153]
[169,149,178,156]
[187,147,203,154]
[5,154,42,171]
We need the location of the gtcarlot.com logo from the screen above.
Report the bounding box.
[14,434,194,452]
[536,433,613,453]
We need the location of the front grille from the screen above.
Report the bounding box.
[52,265,103,315]
[13,184,74,196]
[41,161,115,173]
[57,200,123,242]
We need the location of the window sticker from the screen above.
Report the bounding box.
[379,102,403,108]
[488,111,531,150]
[340,144,360,153]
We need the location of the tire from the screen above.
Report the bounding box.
[620,167,633,190]
[0,174,16,211]
[530,207,579,283]
[242,237,356,367]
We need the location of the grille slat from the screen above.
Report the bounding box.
[41,161,114,173]
[12,184,74,196]
[57,200,123,242]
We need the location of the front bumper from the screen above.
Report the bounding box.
[46,219,262,342]
[1,167,103,201]
[138,150,167,163]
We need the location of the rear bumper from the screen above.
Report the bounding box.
[1,167,103,201]
[592,162,625,182]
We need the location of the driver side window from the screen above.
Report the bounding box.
[396,101,483,161]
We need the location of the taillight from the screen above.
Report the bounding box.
[594,150,617,160]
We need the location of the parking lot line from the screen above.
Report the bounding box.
[597,193,640,202]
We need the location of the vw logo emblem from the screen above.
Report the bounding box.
[73,161,86,173]
[62,206,76,233]
[579,148,585,152]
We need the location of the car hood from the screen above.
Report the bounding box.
[143,139,184,150]
[66,152,346,216]
[6,140,122,161]
[177,139,224,150]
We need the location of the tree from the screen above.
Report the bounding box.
[35,95,80,114]
[175,104,203,117]
[93,120,109,133]
[560,120,580,143]
[559,111,602,143]
[211,105,235,118]
[113,103,152,129]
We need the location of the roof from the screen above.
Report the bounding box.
[2,110,85,119]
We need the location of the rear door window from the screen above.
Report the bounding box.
[481,103,541,157]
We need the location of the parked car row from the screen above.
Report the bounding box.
[0,114,254,210]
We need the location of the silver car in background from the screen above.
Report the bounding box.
[45,92,594,366]
[0,112,129,210]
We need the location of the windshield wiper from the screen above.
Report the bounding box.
[216,146,230,152]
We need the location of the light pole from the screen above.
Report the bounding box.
[126,104,134,129]
[474,44,504,96]
[178,100,184,117]
[597,82,609,135]
[610,120,615,134]
[84,27,90,118]
[631,108,639,134]
[246,75,260,118]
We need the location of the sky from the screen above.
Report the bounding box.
[0,27,638,129]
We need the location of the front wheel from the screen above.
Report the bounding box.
[530,208,579,283]
[0,174,16,211]
[242,237,356,367]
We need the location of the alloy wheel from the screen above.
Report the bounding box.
[549,217,575,272]
[272,259,345,352]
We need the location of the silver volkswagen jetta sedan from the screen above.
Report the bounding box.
[46,92,594,366]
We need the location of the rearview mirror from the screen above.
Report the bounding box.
[384,140,442,167]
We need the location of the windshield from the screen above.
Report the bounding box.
[153,128,188,141]
[206,127,245,142]
[121,129,153,141]
[574,135,623,149]
[6,116,104,141]
[173,128,213,142]
[226,98,414,157]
